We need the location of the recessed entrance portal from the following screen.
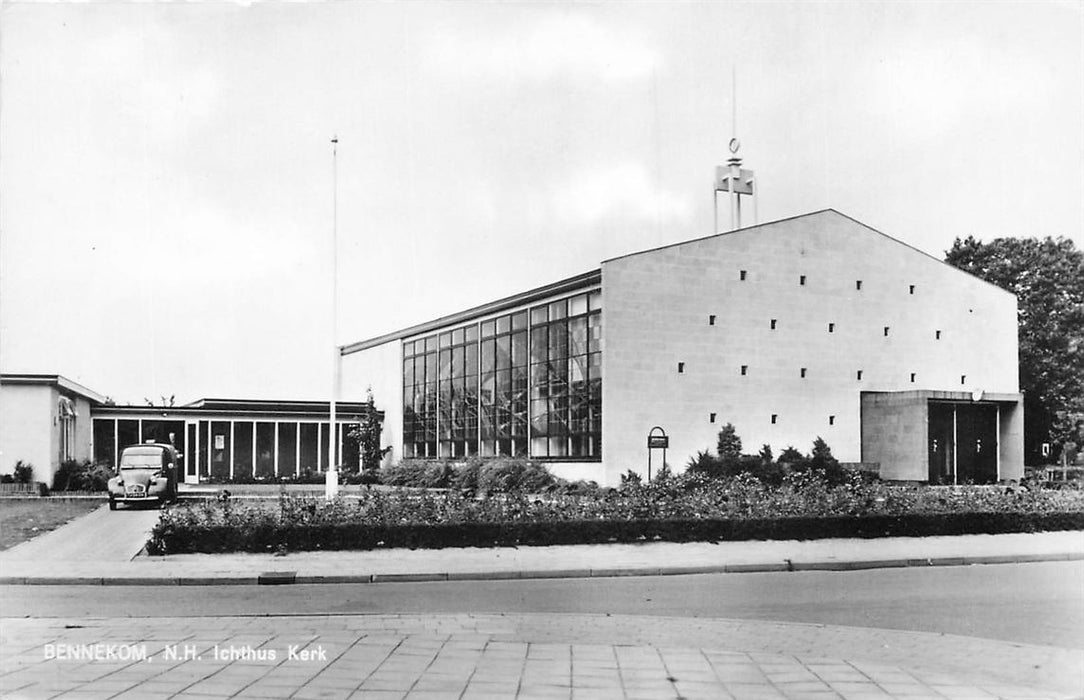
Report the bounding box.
[928,403,954,485]
[927,402,999,485]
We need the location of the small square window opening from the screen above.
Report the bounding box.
[884,326,890,337]
[856,280,863,290]
[709,412,717,423]
[910,372,916,383]
[828,323,835,333]
[740,365,748,376]
[909,285,916,295]
[770,319,777,330]
[770,414,778,425]
[708,315,716,326]
[800,275,806,286]
[936,330,942,340]
[857,370,863,381]
[800,368,807,378]
[829,415,835,426]
[961,375,967,385]
[740,270,747,281]
[677,362,685,374]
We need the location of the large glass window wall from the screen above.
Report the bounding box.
[92,418,359,482]
[402,289,601,460]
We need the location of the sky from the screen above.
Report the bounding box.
[1,1,1081,405]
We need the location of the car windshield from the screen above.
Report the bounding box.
[120,448,166,469]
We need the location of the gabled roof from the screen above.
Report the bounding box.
[603,208,1015,299]
[339,208,1014,356]
[0,373,108,405]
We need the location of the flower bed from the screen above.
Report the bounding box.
[147,473,1084,555]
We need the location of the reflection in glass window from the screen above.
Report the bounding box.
[299,423,318,473]
[400,289,600,461]
[210,421,231,480]
[256,422,275,478]
[277,422,297,476]
[234,422,254,480]
[93,419,116,468]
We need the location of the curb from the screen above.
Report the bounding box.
[1,550,1080,586]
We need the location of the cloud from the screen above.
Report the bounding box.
[425,13,660,83]
[551,161,691,228]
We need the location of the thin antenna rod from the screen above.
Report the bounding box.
[732,65,737,138]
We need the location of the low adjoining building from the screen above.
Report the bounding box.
[0,374,106,487]
[341,209,1023,486]
[0,376,374,487]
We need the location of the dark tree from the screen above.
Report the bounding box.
[945,236,1084,461]
[350,387,390,476]
[715,423,742,464]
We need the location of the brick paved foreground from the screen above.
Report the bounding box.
[2,614,1081,699]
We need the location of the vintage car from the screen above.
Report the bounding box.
[107,443,180,509]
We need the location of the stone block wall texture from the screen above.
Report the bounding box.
[601,210,1018,485]
[860,392,928,481]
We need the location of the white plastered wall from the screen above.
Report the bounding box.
[601,210,1019,485]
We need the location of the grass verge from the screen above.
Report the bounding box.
[0,498,103,551]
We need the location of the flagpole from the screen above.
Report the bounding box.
[327,135,340,499]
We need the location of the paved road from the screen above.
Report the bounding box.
[3,505,1081,698]
[4,561,1082,650]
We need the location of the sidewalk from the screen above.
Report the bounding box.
[1,528,1081,586]
[2,612,1082,698]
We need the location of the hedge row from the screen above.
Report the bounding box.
[147,510,1084,555]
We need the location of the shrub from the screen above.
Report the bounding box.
[53,459,113,492]
[13,461,33,484]
[477,458,556,493]
[651,462,674,483]
[776,446,807,469]
[453,459,483,491]
[349,387,391,475]
[745,458,786,487]
[379,460,432,487]
[147,479,1084,555]
[808,436,846,486]
[423,461,455,488]
[550,479,602,496]
[686,450,723,477]
[716,423,742,463]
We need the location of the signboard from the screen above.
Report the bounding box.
[647,435,669,449]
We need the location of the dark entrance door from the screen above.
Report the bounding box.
[928,403,955,485]
[956,404,998,484]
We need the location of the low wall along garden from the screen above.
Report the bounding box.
[147,470,1084,555]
